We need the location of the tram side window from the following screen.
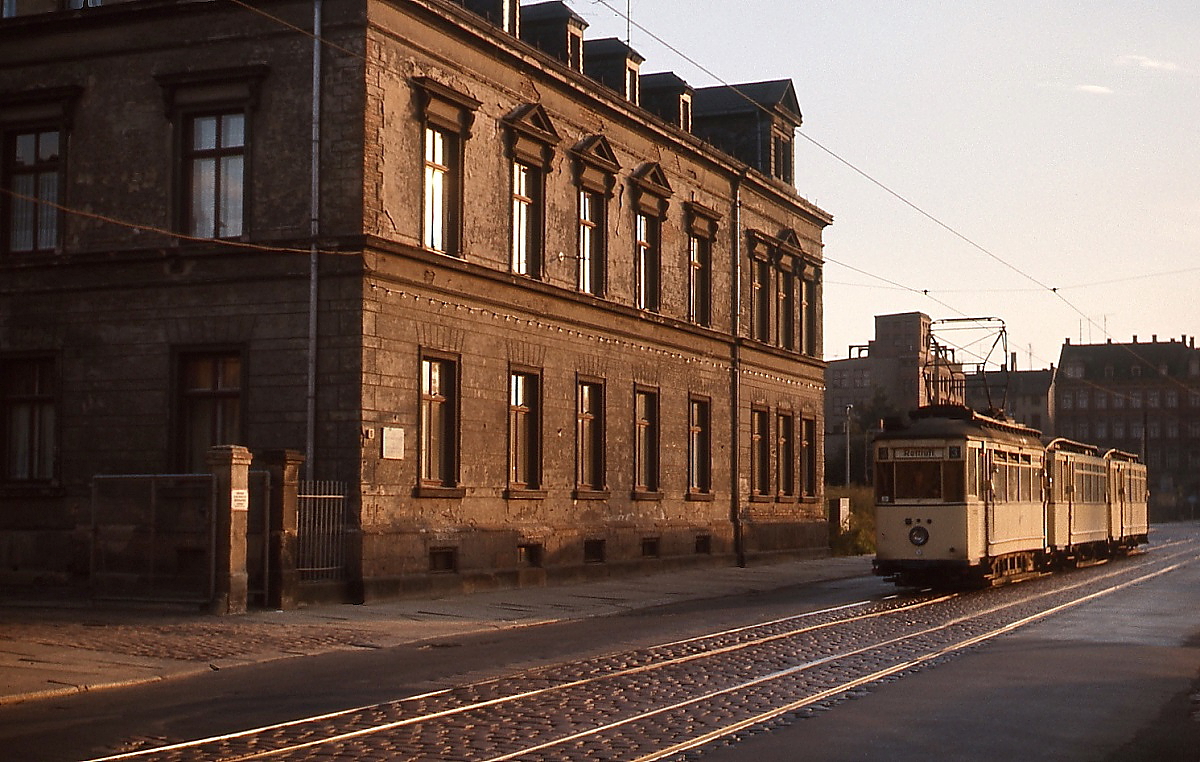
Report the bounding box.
[943,461,965,502]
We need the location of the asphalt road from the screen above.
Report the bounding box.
[698,530,1200,762]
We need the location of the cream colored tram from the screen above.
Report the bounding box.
[873,406,1046,586]
[1105,448,1149,551]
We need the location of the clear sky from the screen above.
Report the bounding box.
[570,0,1200,371]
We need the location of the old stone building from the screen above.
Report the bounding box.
[0,0,831,601]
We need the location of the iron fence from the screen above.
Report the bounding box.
[297,480,347,582]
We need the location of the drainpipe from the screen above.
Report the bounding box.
[730,169,748,567]
[305,0,323,479]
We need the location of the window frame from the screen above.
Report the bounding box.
[0,88,78,256]
[777,411,796,498]
[577,187,606,295]
[2,126,62,254]
[182,110,247,240]
[633,385,661,496]
[507,367,543,495]
[634,211,661,312]
[687,395,712,496]
[413,77,479,259]
[509,159,543,277]
[174,349,244,474]
[575,378,607,496]
[1,355,58,485]
[418,351,463,495]
[750,407,771,498]
[685,202,718,328]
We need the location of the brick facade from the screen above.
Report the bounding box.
[0,0,831,599]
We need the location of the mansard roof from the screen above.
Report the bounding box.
[693,79,801,126]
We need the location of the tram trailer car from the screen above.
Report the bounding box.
[873,405,1149,587]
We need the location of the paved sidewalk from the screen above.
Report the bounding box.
[0,555,874,706]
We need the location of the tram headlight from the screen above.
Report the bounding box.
[908,525,930,547]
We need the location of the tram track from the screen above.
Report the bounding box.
[84,541,1198,762]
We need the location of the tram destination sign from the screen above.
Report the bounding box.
[894,446,945,459]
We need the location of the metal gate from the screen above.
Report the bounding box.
[90,474,216,604]
[297,480,346,582]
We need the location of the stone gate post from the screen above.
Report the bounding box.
[207,444,253,615]
[260,449,305,610]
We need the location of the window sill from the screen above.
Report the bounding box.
[413,485,466,499]
[775,494,798,503]
[505,488,547,500]
[686,491,715,502]
[748,494,773,503]
[631,490,664,501]
[573,489,610,501]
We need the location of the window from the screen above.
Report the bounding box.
[423,125,459,254]
[777,269,796,350]
[750,408,770,496]
[634,388,659,492]
[751,258,770,342]
[67,0,104,7]
[777,412,795,497]
[801,275,818,356]
[508,370,541,490]
[572,134,619,294]
[178,352,241,473]
[429,547,457,573]
[629,162,670,313]
[1,357,56,482]
[635,212,660,311]
[414,78,479,258]
[1076,389,1088,409]
[184,112,244,239]
[420,355,459,489]
[510,161,542,276]
[3,128,60,253]
[688,396,711,494]
[584,538,606,563]
[772,130,794,184]
[576,380,605,492]
[688,235,711,326]
[686,202,718,327]
[801,418,817,496]
[578,189,605,295]
[680,93,693,132]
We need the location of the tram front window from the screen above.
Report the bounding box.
[886,461,966,501]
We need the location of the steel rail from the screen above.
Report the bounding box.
[82,543,1192,762]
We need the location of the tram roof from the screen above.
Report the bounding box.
[875,405,1043,448]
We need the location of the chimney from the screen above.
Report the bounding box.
[1010,352,1017,372]
[1152,334,1158,343]
[1133,335,1138,343]
[1065,338,1071,345]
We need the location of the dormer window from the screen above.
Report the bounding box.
[680,93,692,132]
[567,30,583,71]
[67,0,103,8]
[625,65,640,104]
[772,130,794,184]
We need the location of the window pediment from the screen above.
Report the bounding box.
[630,162,671,217]
[572,134,620,194]
[685,201,720,239]
[504,102,559,167]
[0,86,83,127]
[412,76,480,135]
[156,65,269,116]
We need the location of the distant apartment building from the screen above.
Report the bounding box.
[964,361,1056,433]
[1054,335,1200,520]
[0,0,832,599]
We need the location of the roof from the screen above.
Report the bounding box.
[876,405,1043,448]
[692,80,801,124]
[520,1,587,26]
[1057,339,1200,381]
